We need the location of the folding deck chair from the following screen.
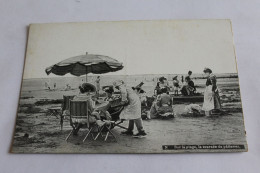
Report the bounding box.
[65,100,96,142]
[65,100,118,142]
[93,120,117,142]
[60,95,75,130]
[46,95,75,130]
[109,106,127,130]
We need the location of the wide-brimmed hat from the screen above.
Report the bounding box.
[132,82,145,93]
[79,83,96,93]
[113,80,125,87]
[159,76,167,82]
[172,75,178,80]
[203,68,212,73]
[132,86,145,93]
[102,85,114,93]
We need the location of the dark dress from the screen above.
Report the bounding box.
[188,81,196,91]
[181,80,196,96]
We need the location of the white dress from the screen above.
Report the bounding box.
[119,87,141,120]
[202,85,214,111]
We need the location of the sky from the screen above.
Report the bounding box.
[23,20,238,79]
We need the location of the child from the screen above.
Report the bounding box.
[172,76,180,96]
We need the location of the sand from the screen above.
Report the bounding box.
[11,76,247,153]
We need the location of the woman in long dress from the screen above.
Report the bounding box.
[155,76,169,95]
[113,80,147,138]
[95,76,101,96]
[202,68,221,116]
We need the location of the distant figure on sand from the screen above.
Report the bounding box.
[45,82,50,90]
[188,70,192,78]
[172,76,180,96]
[113,80,147,138]
[202,68,222,116]
[65,84,71,91]
[53,83,56,90]
[95,76,101,96]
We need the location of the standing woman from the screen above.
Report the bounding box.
[113,80,147,138]
[202,68,222,116]
[95,76,101,96]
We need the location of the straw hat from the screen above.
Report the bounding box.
[203,68,212,73]
[102,85,114,94]
[113,80,125,87]
[172,75,178,80]
[79,83,96,93]
[159,76,167,82]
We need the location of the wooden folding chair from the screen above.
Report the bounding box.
[62,95,75,111]
[105,105,127,130]
[60,95,75,130]
[65,100,97,142]
[93,120,117,141]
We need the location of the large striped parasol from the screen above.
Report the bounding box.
[45,52,124,76]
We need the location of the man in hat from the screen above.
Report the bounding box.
[113,80,147,138]
[132,82,147,104]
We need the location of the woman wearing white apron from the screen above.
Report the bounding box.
[113,80,147,138]
[202,68,222,116]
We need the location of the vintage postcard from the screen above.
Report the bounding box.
[11,20,247,153]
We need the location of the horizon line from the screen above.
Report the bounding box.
[23,72,238,80]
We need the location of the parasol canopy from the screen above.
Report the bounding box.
[45,52,124,76]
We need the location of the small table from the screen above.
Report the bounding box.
[46,107,63,130]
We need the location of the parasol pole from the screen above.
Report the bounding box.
[85,52,88,83]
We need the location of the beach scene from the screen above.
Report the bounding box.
[11,73,247,153]
[11,20,247,153]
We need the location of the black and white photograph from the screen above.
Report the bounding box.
[11,20,247,153]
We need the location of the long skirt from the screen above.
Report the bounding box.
[202,85,221,111]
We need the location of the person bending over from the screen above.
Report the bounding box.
[113,80,147,138]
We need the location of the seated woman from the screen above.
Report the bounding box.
[62,83,95,116]
[150,87,174,119]
[102,85,114,101]
[181,76,196,96]
[154,77,170,95]
[102,85,122,121]
[74,83,96,102]
[70,83,111,134]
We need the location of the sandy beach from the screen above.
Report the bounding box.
[11,74,247,153]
